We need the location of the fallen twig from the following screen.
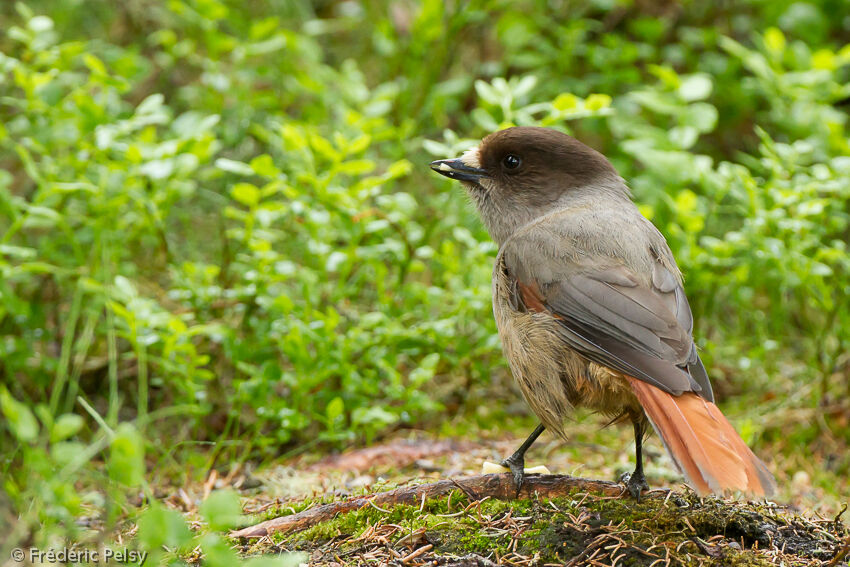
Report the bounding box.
[826,535,850,567]
[231,473,633,538]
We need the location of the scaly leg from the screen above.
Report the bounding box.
[500,423,545,496]
[620,418,651,500]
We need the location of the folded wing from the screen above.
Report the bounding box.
[501,235,775,496]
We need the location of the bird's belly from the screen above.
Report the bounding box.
[494,286,640,437]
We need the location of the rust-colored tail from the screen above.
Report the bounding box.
[627,377,776,497]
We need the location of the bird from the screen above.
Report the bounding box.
[430,126,776,499]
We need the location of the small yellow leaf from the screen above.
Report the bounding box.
[585,93,612,111]
[764,27,786,54]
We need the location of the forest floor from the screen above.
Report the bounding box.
[209,422,850,566]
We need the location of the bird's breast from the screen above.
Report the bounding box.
[492,255,642,432]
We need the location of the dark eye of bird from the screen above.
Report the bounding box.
[502,154,521,170]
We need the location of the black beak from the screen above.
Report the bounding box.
[429,158,489,183]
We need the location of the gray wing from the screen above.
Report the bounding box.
[503,242,714,402]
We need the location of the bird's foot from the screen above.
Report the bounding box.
[500,454,525,497]
[619,470,650,501]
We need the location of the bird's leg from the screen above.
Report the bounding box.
[500,423,545,496]
[621,418,651,500]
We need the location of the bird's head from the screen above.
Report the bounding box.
[430,126,627,244]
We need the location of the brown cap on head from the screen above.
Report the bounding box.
[430,127,618,200]
[430,127,626,244]
[476,127,618,191]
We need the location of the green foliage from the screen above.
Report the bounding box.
[1,0,849,562]
[108,423,145,486]
[199,489,244,531]
[0,385,39,442]
[136,492,304,567]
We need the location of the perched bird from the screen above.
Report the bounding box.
[430,127,776,498]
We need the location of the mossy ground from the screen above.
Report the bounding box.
[236,488,847,566]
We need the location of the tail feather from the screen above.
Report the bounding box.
[627,377,776,497]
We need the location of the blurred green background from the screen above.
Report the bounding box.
[1,0,849,562]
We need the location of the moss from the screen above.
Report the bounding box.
[272,491,470,545]
[434,529,514,557]
[259,489,846,566]
[531,521,595,561]
[712,550,774,567]
[547,493,774,546]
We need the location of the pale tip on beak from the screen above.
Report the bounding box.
[429,158,489,183]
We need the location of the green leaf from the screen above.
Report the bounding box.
[140,159,174,179]
[109,423,145,487]
[51,413,84,443]
[138,502,193,550]
[763,27,786,53]
[326,396,344,424]
[245,553,309,567]
[678,74,713,102]
[199,489,245,531]
[682,103,718,132]
[325,251,348,272]
[669,126,699,149]
[0,386,39,443]
[351,406,398,429]
[585,93,612,111]
[347,134,371,155]
[513,75,537,98]
[811,262,833,276]
[82,53,107,76]
[27,15,53,33]
[422,139,449,156]
[475,80,500,106]
[216,158,255,176]
[471,108,499,131]
[23,205,61,229]
[200,534,240,567]
[230,183,261,207]
[136,93,165,115]
[674,189,699,214]
[811,49,835,70]
[250,154,280,178]
[0,244,36,259]
[336,159,375,175]
[309,134,338,161]
[281,125,307,150]
[409,353,440,385]
[552,93,579,111]
[386,159,413,179]
[52,441,87,467]
[648,64,680,88]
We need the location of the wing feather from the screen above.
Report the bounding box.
[503,239,711,400]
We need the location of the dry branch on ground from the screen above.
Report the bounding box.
[231,473,626,538]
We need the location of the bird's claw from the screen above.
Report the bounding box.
[619,471,650,501]
[500,455,525,497]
